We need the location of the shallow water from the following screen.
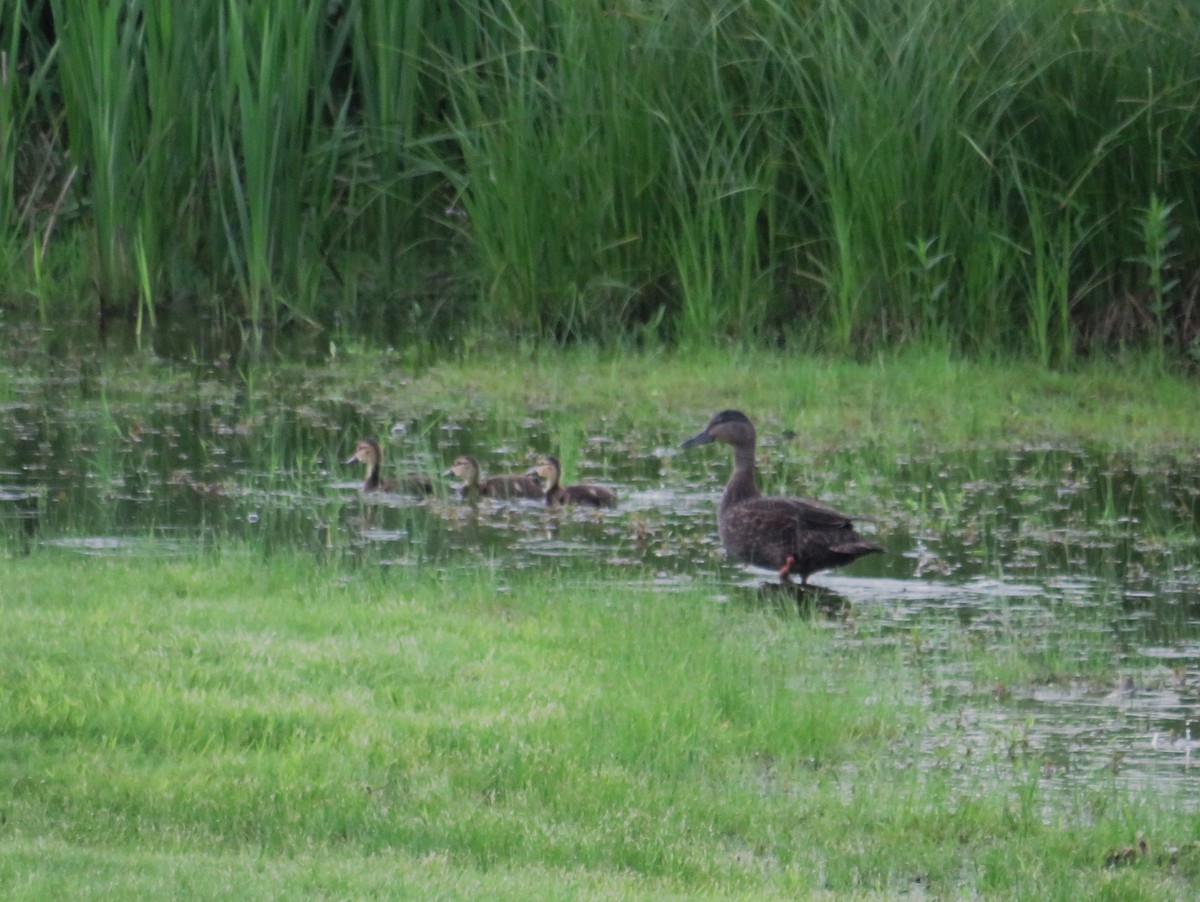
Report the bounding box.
[3,326,1200,810]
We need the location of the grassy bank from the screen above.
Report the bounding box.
[301,345,1200,452]
[5,0,1200,358]
[2,549,1197,899]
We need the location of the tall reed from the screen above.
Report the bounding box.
[342,0,440,266]
[216,1,317,331]
[441,2,672,341]
[136,2,218,320]
[667,9,783,346]
[50,0,147,307]
[0,0,41,233]
[1133,193,1181,369]
[6,0,1200,359]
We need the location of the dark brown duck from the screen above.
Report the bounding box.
[681,410,882,584]
[528,455,618,508]
[346,437,434,494]
[445,454,544,500]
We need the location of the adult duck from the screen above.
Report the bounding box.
[445,454,544,500]
[528,455,617,508]
[680,410,882,584]
[346,437,434,494]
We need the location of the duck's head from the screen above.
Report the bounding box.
[527,454,562,485]
[445,454,482,485]
[681,409,756,449]
[346,437,383,467]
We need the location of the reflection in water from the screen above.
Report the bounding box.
[752,581,854,618]
[3,342,1200,809]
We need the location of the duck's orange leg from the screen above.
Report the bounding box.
[778,555,795,584]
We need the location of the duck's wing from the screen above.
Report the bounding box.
[515,474,546,498]
[399,474,435,495]
[723,496,882,573]
[564,484,618,508]
[487,474,545,499]
[736,496,857,532]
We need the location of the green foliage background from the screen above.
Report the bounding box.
[4,0,1199,360]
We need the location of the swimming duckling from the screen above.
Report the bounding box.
[445,454,544,500]
[346,437,434,494]
[528,455,617,508]
[681,410,882,585]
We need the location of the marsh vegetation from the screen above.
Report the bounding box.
[5,0,1200,360]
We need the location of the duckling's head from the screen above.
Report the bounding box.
[445,454,482,486]
[346,437,383,467]
[527,454,562,485]
[681,409,756,449]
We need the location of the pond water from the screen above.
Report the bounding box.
[3,324,1200,812]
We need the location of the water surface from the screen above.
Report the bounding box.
[3,327,1199,811]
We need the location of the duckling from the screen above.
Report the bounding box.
[528,455,618,508]
[681,410,882,584]
[345,437,434,494]
[445,454,544,500]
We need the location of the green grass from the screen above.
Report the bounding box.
[306,344,1200,452]
[2,549,1198,899]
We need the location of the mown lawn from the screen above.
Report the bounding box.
[2,546,1197,900]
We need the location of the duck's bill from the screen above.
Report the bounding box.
[345,453,361,464]
[680,430,714,449]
